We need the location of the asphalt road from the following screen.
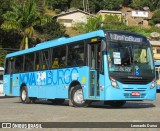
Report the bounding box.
[0,93,160,123]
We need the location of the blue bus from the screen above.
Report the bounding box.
[155,62,160,92]
[3,30,156,107]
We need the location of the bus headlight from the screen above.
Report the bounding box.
[110,77,119,88]
[150,80,157,89]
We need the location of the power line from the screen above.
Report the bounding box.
[0,48,19,51]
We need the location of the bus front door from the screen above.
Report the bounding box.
[88,43,100,98]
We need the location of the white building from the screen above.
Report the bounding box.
[53,9,93,27]
[131,10,148,18]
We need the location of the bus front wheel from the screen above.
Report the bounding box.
[70,85,89,107]
[20,86,31,104]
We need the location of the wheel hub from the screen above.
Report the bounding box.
[74,89,84,104]
[22,90,27,101]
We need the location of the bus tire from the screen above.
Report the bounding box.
[108,101,126,108]
[20,86,31,104]
[71,85,89,107]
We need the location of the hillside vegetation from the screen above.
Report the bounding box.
[0,0,160,66]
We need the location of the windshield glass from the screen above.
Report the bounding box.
[107,41,154,77]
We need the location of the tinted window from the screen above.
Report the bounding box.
[42,50,50,69]
[4,59,9,74]
[67,43,84,66]
[24,53,34,71]
[15,56,24,73]
[35,52,40,70]
[52,46,66,68]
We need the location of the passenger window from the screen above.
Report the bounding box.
[4,59,10,74]
[52,46,66,68]
[35,52,40,70]
[15,56,24,73]
[67,43,84,66]
[42,50,50,70]
[24,53,34,71]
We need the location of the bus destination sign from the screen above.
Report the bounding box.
[109,33,143,43]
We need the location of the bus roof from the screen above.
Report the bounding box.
[6,30,105,58]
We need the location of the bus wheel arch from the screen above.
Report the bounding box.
[20,84,31,104]
[69,81,89,107]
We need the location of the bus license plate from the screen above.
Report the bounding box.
[132,92,140,96]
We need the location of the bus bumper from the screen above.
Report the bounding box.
[104,85,156,101]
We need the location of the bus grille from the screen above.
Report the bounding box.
[124,93,146,98]
[123,87,147,92]
[118,78,150,84]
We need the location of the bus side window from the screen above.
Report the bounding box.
[67,42,84,66]
[24,53,34,71]
[42,50,50,70]
[52,46,66,69]
[15,56,24,73]
[35,52,40,71]
[4,59,10,74]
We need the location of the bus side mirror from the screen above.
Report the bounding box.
[101,40,106,52]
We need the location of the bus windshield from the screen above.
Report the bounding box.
[107,41,154,78]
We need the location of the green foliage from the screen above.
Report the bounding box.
[104,15,123,25]
[75,14,160,37]
[36,19,68,41]
[45,0,71,11]
[131,0,145,10]
[70,0,83,10]
[0,0,12,24]
[55,9,61,14]
[0,49,7,67]
[1,0,50,49]
[103,0,123,10]
[149,9,160,25]
[75,15,103,33]
[130,0,160,11]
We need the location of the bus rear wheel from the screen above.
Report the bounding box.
[70,85,89,107]
[108,101,126,108]
[20,86,31,104]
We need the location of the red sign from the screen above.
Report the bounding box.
[132,92,140,96]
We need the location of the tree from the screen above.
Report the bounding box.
[45,0,71,12]
[149,9,160,25]
[131,0,160,11]
[1,0,49,50]
[103,0,123,10]
[0,49,7,67]
[75,15,103,33]
[103,15,124,29]
[36,19,68,42]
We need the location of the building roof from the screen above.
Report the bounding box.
[98,10,122,14]
[52,9,93,18]
[150,41,160,46]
